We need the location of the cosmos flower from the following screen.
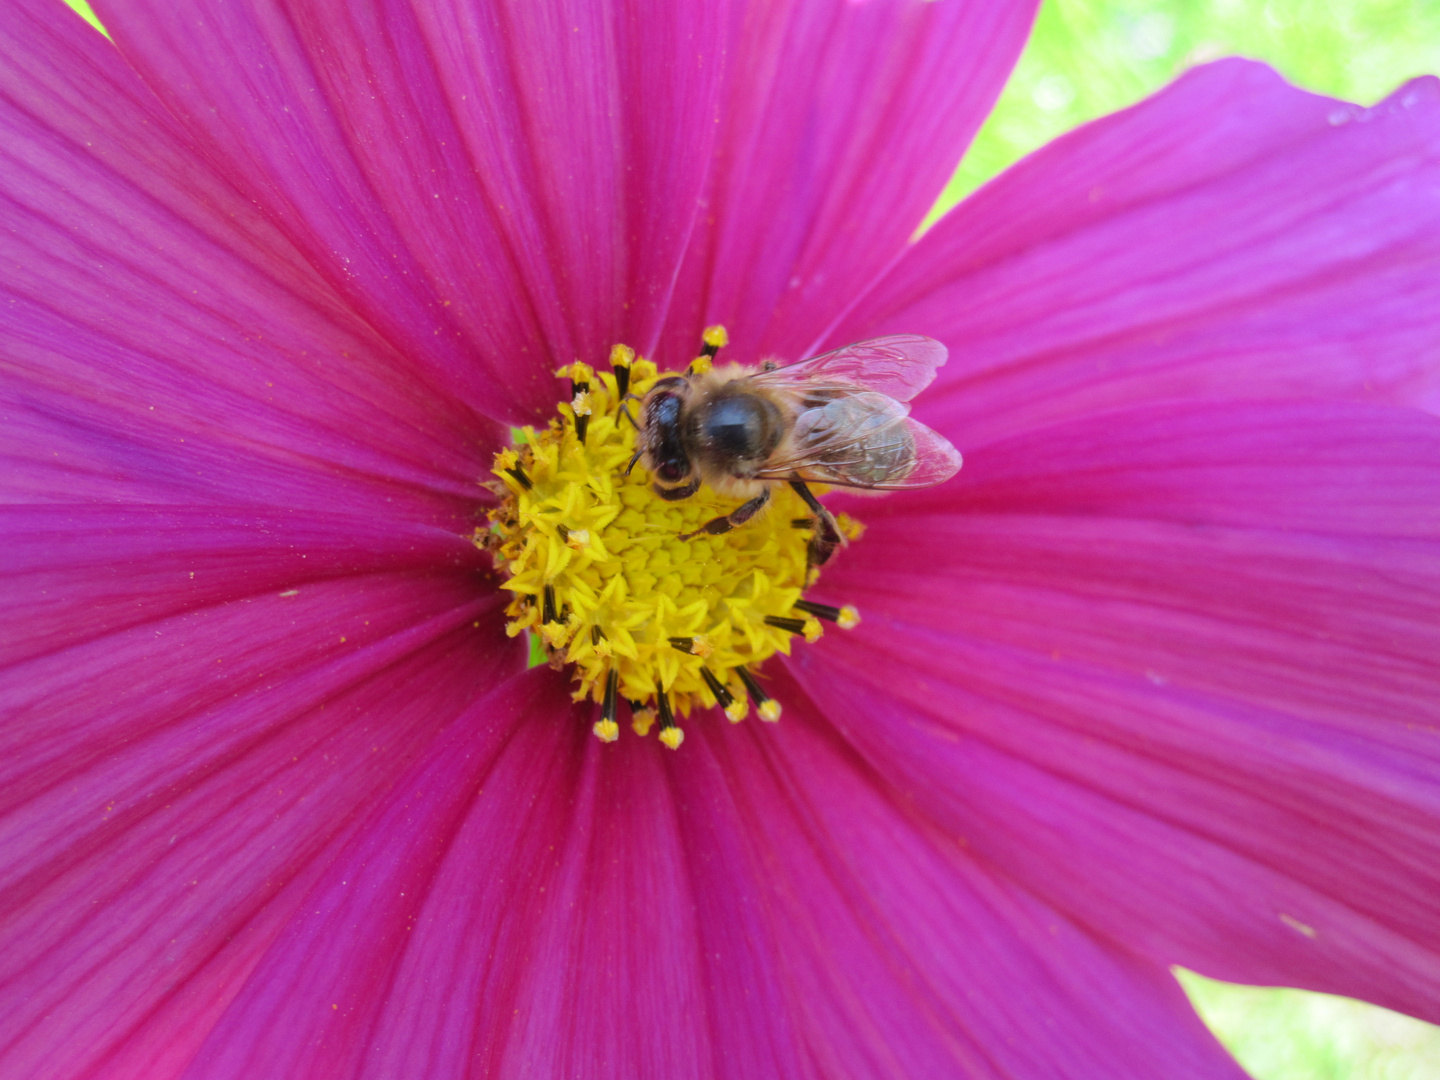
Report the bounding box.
[3,0,1440,1076]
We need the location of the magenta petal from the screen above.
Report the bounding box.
[2,505,484,667]
[91,0,729,415]
[664,738,809,1080]
[0,575,522,1080]
[804,399,1440,1022]
[491,731,714,1079]
[176,671,566,1080]
[686,711,1247,1079]
[660,0,1037,366]
[0,5,506,504]
[838,60,1440,443]
[176,690,727,1080]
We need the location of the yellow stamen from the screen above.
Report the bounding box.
[701,325,729,350]
[480,343,861,746]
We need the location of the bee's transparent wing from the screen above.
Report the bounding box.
[749,334,948,402]
[753,393,962,491]
[885,417,964,487]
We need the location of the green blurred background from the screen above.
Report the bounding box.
[941,0,1440,213]
[57,0,1440,1076]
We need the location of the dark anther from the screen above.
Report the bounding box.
[656,685,676,729]
[506,465,533,491]
[556,524,570,541]
[700,340,721,360]
[735,666,771,707]
[602,669,619,727]
[569,377,591,444]
[790,518,813,529]
[669,636,697,654]
[763,615,808,635]
[794,600,842,622]
[699,667,734,709]
[591,624,603,645]
[613,361,631,400]
[542,584,558,624]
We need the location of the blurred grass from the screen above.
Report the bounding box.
[1181,971,1440,1080]
[63,0,103,33]
[942,0,1440,214]
[53,0,1440,1076]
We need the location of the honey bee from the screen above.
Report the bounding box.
[632,334,962,566]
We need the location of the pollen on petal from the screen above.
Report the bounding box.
[632,705,656,737]
[836,512,866,541]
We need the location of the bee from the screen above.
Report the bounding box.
[631,334,962,566]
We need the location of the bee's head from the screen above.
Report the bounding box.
[640,377,693,486]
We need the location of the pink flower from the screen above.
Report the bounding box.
[4,0,1440,1077]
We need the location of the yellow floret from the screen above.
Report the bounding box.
[479,345,859,746]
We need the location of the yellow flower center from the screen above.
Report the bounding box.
[477,331,861,749]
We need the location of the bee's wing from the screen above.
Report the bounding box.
[749,334,947,402]
[753,391,962,491]
[883,417,964,488]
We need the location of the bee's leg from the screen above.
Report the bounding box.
[623,449,643,477]
[679,487,770,540]
[654,477,701,502]
[787,480,844,567]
